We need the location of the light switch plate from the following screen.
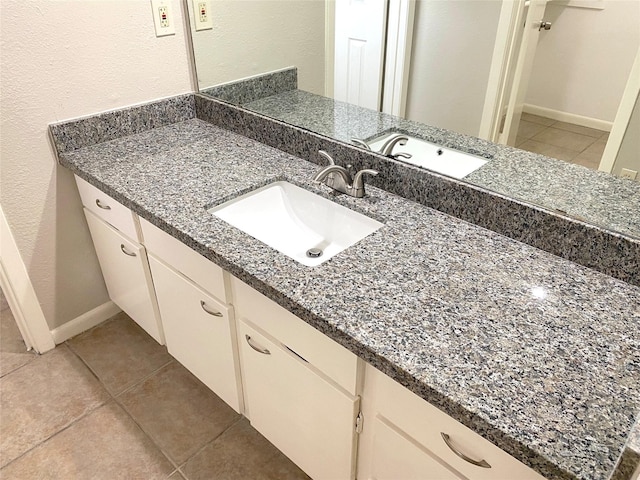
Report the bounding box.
[151,0,176,37]
[192,0,213,31]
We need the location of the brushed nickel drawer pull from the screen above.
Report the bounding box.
[95,199,111,210]
[440,433,491,468]
[200,300,223,317]
[245,335,270,355]
[120,244,136,257]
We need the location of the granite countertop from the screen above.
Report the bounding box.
[57,117,640,480]
[244,90,640,240]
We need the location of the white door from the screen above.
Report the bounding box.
[334,0,388,110]
[499,0,549,146]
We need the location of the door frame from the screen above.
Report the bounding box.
[599,46,640,174]
[381,0,416,117]
[0,206,55,353]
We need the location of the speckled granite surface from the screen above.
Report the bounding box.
[53,116,640,480]
[49,94,195,153]
[197,94,640,287]
[243,90,640,240]
[201,67,297,105]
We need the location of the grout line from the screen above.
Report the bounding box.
[177,415,244,474]
[0,399,115,472]
[66,339,179,472]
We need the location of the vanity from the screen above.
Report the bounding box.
[50,94,640,480]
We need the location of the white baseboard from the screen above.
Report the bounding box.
[50,301,121,344]
[523,104,613,132]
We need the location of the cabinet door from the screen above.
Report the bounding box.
[238,321,359,480]
[148,256,242,413]
[84,209,164,344]
[367,415,463,480]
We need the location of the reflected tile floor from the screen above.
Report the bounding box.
[0,298,309,480]
[516,113,609,171]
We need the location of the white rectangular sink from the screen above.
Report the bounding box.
[368,133,488,179]
[209,181,383,266]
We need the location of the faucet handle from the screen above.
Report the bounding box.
[318,150,336,166]
[352,168,378,189]
[351,138,372,151]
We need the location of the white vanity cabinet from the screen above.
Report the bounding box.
[83,209,164,344]
[140,218,243,413]
[76,175,164,344]
[357,365,546,480]
[232,276,361,480]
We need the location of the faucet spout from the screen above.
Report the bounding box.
[379,134,409,156]
[312,165,352,185]
[311,150,378,198]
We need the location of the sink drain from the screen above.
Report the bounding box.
[306,248,323,258]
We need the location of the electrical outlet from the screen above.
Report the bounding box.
[151,0,176,37]
[192,0,213,31]
[620,168,638,180]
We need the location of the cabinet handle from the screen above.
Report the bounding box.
[200,300,223,317]
[120,244,137,257]
[440,433,491,468]
[95,199,111,210]
[245,335,270,355]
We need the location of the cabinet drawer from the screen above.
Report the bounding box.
[84,209,164,344]
[238,320,359,480]
[148,255,242,412]
[364,365,545,480]
[231,276,359,395]
[140,217,228,303]
[76,175,139,241]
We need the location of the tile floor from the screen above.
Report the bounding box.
[0,290,309,479]
[515,113,609,170]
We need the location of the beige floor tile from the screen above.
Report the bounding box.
[0,306,37,377]
[516,120,547,140]
[521,112,555,126]
[182,418,309,480]
[169,470,187,479]
[517,139,579,162]
[551,121,607,138]
[531,127,596,152]
[119,362,240,464]
[515,135,528,147]
[572,141,607,170]
[67,312,171,395]
[0,289,9,311]
[0,402,174,479]
[0,345,109,468]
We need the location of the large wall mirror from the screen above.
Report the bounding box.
[186,0,640,240]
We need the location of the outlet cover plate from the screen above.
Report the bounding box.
[151,0,176,37]
[192,0,213,31]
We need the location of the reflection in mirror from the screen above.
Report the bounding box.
[186,0,640,239]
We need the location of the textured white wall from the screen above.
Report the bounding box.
[405,0,503,137]
[190,0,325,95]
[0,0,192,329]
[525,1,640,122]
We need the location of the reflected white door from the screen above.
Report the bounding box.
[499,0,549,146]
[334,0,388,110]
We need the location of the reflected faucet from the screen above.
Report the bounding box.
[352,134,412,160]
[312,150,378,198]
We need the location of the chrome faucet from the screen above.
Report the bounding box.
[351,138,372,151]
[352,134,412,160]
[312,150,378,198]
[379,134,408,155]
